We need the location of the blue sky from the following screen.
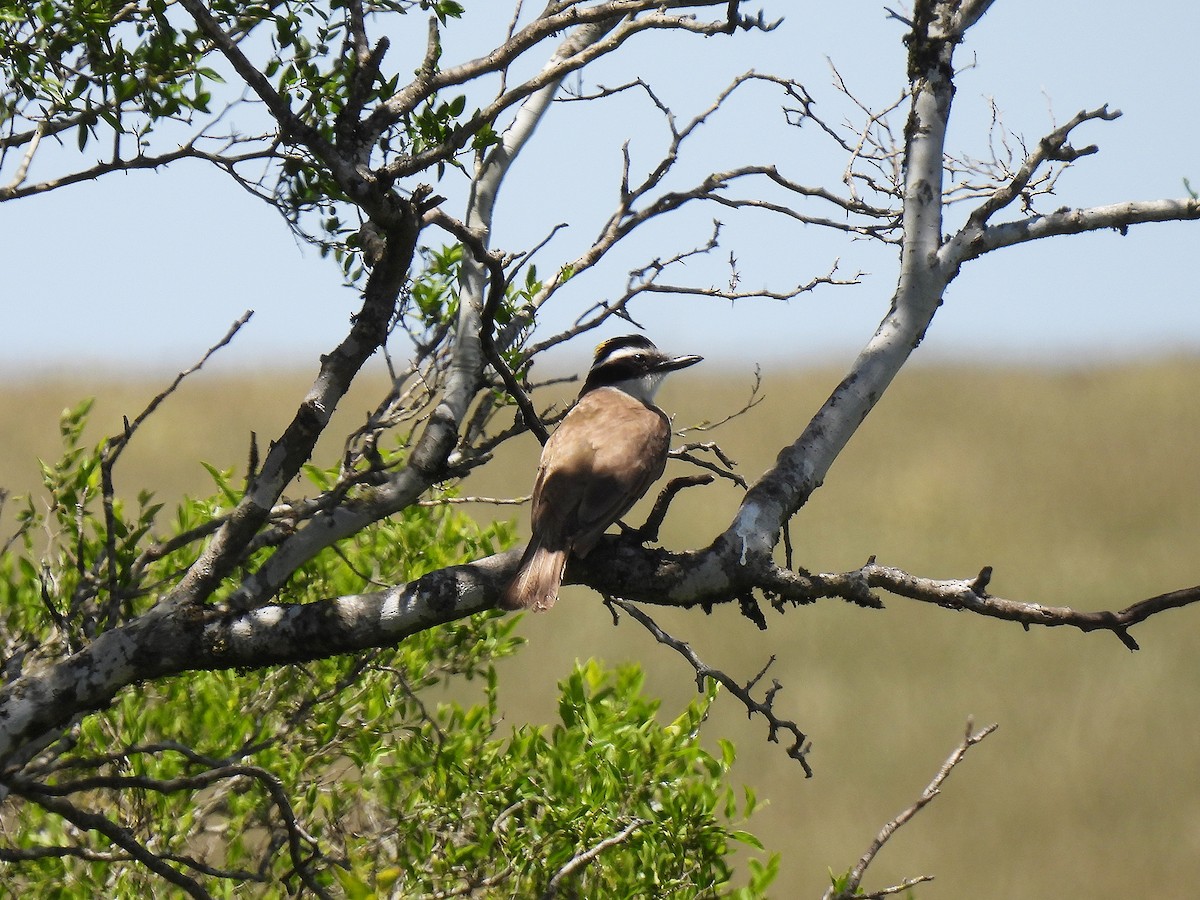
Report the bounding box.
[4,2,1199,376]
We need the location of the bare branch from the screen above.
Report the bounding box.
[0,143,206,202]
[950,0,998,37]
[670,443,747,488]
[511,72,885,347]
[417,494,531,507]
[632,263,863,302]
[807,62,907,208]
[2,121,43,196]
[824,720,998,900]
[633,474,714,543]
[676,365,764,435]
[100,309,253,473]
[609,599,813,776]
[754,558,1200,652]
[944,196,1200,267]
[378,2,771,181]
[944,100,1059,209]
[963,105,1121,230]
[376,1,770,130]
[98,311,254,629]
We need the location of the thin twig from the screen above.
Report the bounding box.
[824,720,998,900]
[757,556,1200,651]
[634,474,713,543]
[424,207,550,445]
[417,494,531,507]
[676,365,764,435]
[610,599,813,776]
[541,817,648,899]
[12,790,212,898]
[99,311,253,629]
[670,443,746,488]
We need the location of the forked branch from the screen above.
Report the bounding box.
[823,719,997,900]
[964,105,1122,230]
[609,598,813,777]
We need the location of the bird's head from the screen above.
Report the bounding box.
[581,334,703,404]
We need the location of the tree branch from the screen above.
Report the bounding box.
[14,789,212,899]
[715,5,964,575]
[176,1,343,186]
[541,816,647,899]
[961,105,1121,230]
[0,143,204,202]
[6,523,1200,772]
[379,3,767,181]
[609,599,813,776]
[171,196,424,611]
[507,69,886,347]
[824,719,997,900]
[945,196,1200,268]
[823,561,1200,652]
[99,312,253,628]
[367,1,756,135]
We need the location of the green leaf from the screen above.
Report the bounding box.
[334,868,375,900]
[729,829,765,850]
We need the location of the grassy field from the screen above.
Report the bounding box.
[3,357,1199,897]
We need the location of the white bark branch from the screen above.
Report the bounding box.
[10,531,1198,768]
[720,1,960,566]
[943,197,1200,270]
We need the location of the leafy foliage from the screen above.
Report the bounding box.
[1,0,220,149]
[0,406,774,897]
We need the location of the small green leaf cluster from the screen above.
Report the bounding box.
[401,243,536,371]
[260,0,483,259]
[1,400,166,645]
[408,242,464,329]
[826,867,866,899]
[404,91,469,175]
[421,0,464,26]
[492,259,546,382]
[1,0,222,150]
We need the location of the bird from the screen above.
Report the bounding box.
[501,334,702,612]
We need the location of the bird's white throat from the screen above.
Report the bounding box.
[613,371,668,405]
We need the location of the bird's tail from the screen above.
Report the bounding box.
[501,538,569,612]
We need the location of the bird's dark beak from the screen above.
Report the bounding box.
[656,353,703,373]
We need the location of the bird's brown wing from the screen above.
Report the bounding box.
[530,387,670,558]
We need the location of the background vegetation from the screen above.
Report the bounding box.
[5,355,1196,897]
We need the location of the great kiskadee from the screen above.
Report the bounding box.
[501,334,702,612]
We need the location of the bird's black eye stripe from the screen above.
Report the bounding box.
[582,355,645,390]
